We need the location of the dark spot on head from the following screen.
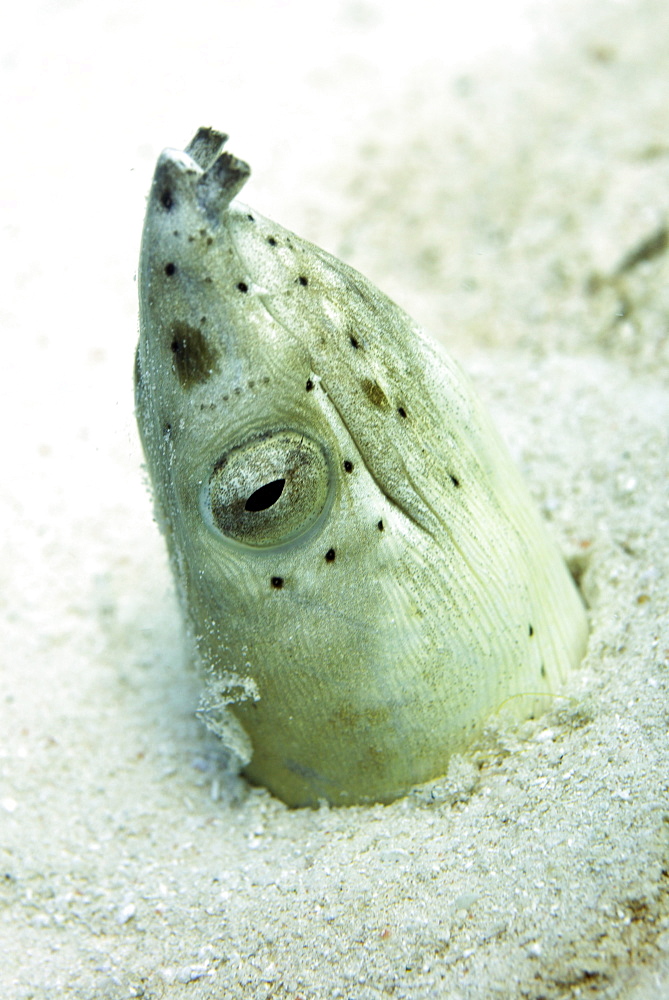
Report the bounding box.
[237,282,248,293]
[268,236,278,246]
[343,460,354,473]
[164,262,176,276]
[306,379,314,391]
[397,405,407,419]
[248,379,255,389]
[172,229,179,237]
[298,275,308,287]
[262,376,271,385]
[169,321,219,388]
[206,236,213,246]
[247,214,255,222]
[160,190,173,210]
[361,379,388,409]
[449,474,460,487]
[349,335,360,349]
[325,548,336,562]
[377,519,384,531]
[271,576,284,589]
[529,624,534,637]
[163,423,172,438]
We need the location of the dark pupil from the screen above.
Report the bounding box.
[245,478,286,512]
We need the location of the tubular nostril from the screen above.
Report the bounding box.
[185,127,229,170]
[197,151,252,218]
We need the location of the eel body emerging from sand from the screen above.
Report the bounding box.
[135,128,588,806]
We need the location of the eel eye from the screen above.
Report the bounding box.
[205,431,330,547]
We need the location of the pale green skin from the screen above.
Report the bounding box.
[136,129,588,807]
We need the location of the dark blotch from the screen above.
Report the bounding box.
[361,379,388,409]
[268,236,278,246]
[271,576,284,589]
[449,474,460,487]
[306,379,314,391]
[165,262,176,276]
[247,214,255,222]
[237,281,248,292]
[349,335,360,349]
[540,663,546,678]
[343,460,354,473]
[325,548,336,562]
[160,190,173,210]
[529,624,534,637]
[397,405,407,418]
[377,519,384,531]
[298,275,309,286]
[169,321,219,388]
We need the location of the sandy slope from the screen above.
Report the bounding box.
[2,1,669,996]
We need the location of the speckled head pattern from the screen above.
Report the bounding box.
[135,128,588,806]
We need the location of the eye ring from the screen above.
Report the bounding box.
[202,430,331,548]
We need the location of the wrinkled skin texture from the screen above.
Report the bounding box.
[135,129,588,807]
